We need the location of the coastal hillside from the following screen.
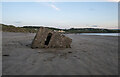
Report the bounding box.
[1,24,120,33]
[1,24,37,33]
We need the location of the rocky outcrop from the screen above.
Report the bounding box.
[31,27,72,48]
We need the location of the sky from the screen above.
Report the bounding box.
[1,1,118,29]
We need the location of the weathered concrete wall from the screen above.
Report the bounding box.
[31,27,72,48]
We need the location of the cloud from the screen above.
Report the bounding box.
[50,4,60,11]
[35,2,61,11]
[90,25,99,27]
[15,21,22,23]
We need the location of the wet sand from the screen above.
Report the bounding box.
[2,32,118,75]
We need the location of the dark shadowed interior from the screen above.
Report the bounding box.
[45,33,52,45]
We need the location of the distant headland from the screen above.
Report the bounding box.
[1,24,120,33]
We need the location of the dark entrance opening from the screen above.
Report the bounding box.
[45,33,52,45]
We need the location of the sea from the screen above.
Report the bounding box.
[79,33,120,36]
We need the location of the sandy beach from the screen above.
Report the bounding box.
[2,32,118,75]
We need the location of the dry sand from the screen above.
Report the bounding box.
[2,32,118,75]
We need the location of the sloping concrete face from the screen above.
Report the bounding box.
[31,27,72,48]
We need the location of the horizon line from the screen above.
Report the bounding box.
[1,23,119,30]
